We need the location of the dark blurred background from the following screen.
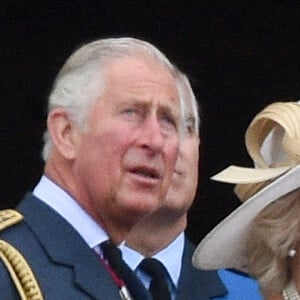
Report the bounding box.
[1,1,300,244]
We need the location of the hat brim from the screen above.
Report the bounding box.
[192,165,300,272]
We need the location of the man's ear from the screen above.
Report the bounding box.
[47,108,81,160]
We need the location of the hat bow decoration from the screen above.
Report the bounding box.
[212,102,300,201]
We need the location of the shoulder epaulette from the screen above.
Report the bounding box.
[0,209,44,299]
[0,209,23,231]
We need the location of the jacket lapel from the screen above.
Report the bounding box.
[176,238,228,300]
[18,194,121,300]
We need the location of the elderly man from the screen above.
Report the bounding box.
[122,72,262,299]
[0,37,184,299]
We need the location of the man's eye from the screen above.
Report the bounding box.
[123,108,136,115]
[162,115,175,124]
[183,118,195,135]
[122,107,142,117]
[184,124,194,135]
[160,114,178,133]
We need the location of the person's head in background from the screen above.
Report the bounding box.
[125,70,200,256]
[41,37,185,243]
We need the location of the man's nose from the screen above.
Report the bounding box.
[137,115,165,153]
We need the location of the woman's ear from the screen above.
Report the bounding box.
[47,108,81,160]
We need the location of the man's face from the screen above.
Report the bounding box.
[72,54,180,229]
[164,114,200,214]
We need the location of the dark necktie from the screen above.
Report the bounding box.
[139,258,171,300]
[101,241,151,300]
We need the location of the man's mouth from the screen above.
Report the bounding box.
[130,166,161,179]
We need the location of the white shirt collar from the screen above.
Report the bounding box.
[120,232,184,288]
[33,175,109,249]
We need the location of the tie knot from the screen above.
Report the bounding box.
[139,258,167,280]
[139,258,171,300]
[101,240,123,274]
[100,241,152,300]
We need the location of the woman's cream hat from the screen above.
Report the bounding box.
[192,101,300,273]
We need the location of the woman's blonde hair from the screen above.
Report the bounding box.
[245,187,300,296]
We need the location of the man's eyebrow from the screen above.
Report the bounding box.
[159,103,180,119]
[119,98,180,118]
[115,100,147,109]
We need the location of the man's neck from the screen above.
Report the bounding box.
[125,211,187,257]
[44,161,130,245]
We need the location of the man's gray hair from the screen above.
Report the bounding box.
[175,71,200,136]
